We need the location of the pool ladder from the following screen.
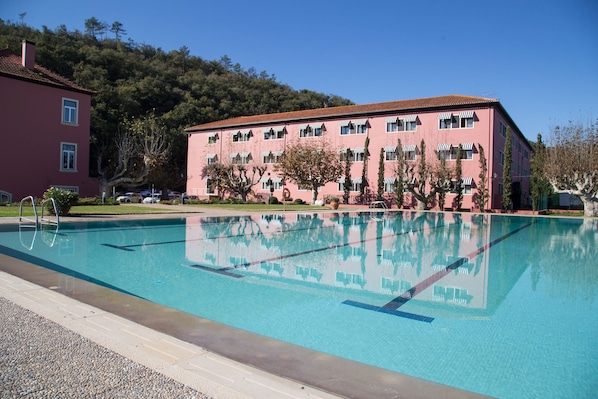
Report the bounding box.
[19,195,60,227]
[19,196,60,249]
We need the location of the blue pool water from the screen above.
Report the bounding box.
[1,211,597,398]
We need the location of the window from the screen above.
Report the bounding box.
[337,177,361,192]
[263,127,285,140]
[405,120,417,131]
[61,143,76,171]
[62,98,78,124]
[451,178,473,194]
[500,122,508,137]
[459,111,475,128]
[207,133,218,144]
[438,113,456,129]
[339,120,367,135]
[299,126,313,137]
[262,179,282,190]
[386,119,398,132]
[206,154,217,165]
[384,146,397,161]
[232,130,251,142]
[340,122,354,135]
[384,177,396,193]
[206,179,215,194]
[350,148,365,162]
[500,151,505,165]
[231,152,251,165]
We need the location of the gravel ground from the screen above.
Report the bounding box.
[0,297,212,399]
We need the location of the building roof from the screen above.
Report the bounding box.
[0,48,95,95]
[185,94,500,132]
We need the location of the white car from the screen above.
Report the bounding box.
[116,193,134,203]
[142,194,161,203]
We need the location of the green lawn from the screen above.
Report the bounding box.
[0,203,333,218]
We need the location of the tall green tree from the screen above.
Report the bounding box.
[342,149,352,204]
[377,147,385,200]
[453,145,464,211]
[475,144,490,212]
[502,127,513,211]
[530,134,552,212]
[274,141,343,204]
[394,140,405,208]
[359,136,370,202]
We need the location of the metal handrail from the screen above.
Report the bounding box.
[40,197,59,226]
[19,196,38,225]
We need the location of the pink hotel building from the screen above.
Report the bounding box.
[186,95,532,211]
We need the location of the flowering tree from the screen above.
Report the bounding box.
[274,140,343,203]
[545,120,598,217]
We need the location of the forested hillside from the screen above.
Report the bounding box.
[0,19,353,192]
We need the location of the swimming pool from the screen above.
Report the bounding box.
[1,211,596,398]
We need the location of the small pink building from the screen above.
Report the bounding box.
[186,95,531,211]
[0,40,96,203]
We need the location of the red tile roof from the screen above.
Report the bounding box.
[0,48,95,94]
[185,94,499,132]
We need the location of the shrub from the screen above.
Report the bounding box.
[293,198,304,205]
[43,187,79,216]
[268,196,279,204]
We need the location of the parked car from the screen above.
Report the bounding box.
[116,192,134,203]
[142,194,161,203]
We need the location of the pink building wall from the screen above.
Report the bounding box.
[0,43,96,202]
[186,97,531,211]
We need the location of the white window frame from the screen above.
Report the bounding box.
[386,121,398,132]
[356,123,368,134]
[385,150,397,161]
[60,142,77,171]
[62,98,78,125]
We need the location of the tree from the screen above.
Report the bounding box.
[84,17,102,37]
[530,134,552,212]
[274,140,343,203]
[475,144,490,212]
[110,21,127,42]
[433,150,453,211]
[358,136,370,202]
[377,147,385,201]
[96,114,169,195]
[342,149,352,204]
[453,145,464,211]
[202,162,266,201]
[502,127,513,211]
[403,140,441,210]
[545,119,598,217]
[394,139,405,208]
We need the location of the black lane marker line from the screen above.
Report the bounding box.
[101,243,135,251]
[343,300,434,323]
[188,264,244,278]
[382,221,534,311]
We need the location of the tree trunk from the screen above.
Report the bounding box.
[580,196,598,217]
[417,199,426,210]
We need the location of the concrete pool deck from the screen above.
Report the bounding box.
[0,206,494,399]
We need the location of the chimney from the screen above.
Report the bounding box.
[22,40,36,69]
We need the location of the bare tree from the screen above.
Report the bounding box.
[96,114,169,195]
[402,140,452,210]
[274,140,343,203]
[545,119,598,216]
[202,162,266,201]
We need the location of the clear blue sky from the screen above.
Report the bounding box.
[2,0,597,141]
